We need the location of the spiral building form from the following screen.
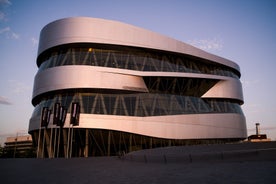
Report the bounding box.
[29,17,247,157]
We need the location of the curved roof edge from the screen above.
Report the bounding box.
[38,17,240,72]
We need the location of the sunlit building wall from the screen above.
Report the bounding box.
[29,17,247,157]
[4,135,34,158]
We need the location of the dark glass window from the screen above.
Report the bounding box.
[37,45,240,79]
[31,92,244,118]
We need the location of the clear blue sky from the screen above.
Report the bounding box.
[1,0,276,145]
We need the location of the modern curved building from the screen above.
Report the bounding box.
[29,17,247,157]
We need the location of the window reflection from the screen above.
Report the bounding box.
[37,46,240,79]
[32,92,243,118]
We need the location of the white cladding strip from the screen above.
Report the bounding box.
[38,17,240,72]
[202,79,244,102]
[32,66,243,102]
[29,113,247,139]
[32,66,148,99]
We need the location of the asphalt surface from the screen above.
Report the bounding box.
[1,142,276,184]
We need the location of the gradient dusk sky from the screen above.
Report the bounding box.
[0,0,276,144]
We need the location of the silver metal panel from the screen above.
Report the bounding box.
[32,66,243,103]
[202,78,244,103]
[29,113,247,139]
[32,65,148,99]
[38,17,240,72]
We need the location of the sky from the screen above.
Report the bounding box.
[0,0,276,145]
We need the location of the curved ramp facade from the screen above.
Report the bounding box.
[29,17,247,157]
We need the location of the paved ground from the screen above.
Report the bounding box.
[1,142,276,184]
